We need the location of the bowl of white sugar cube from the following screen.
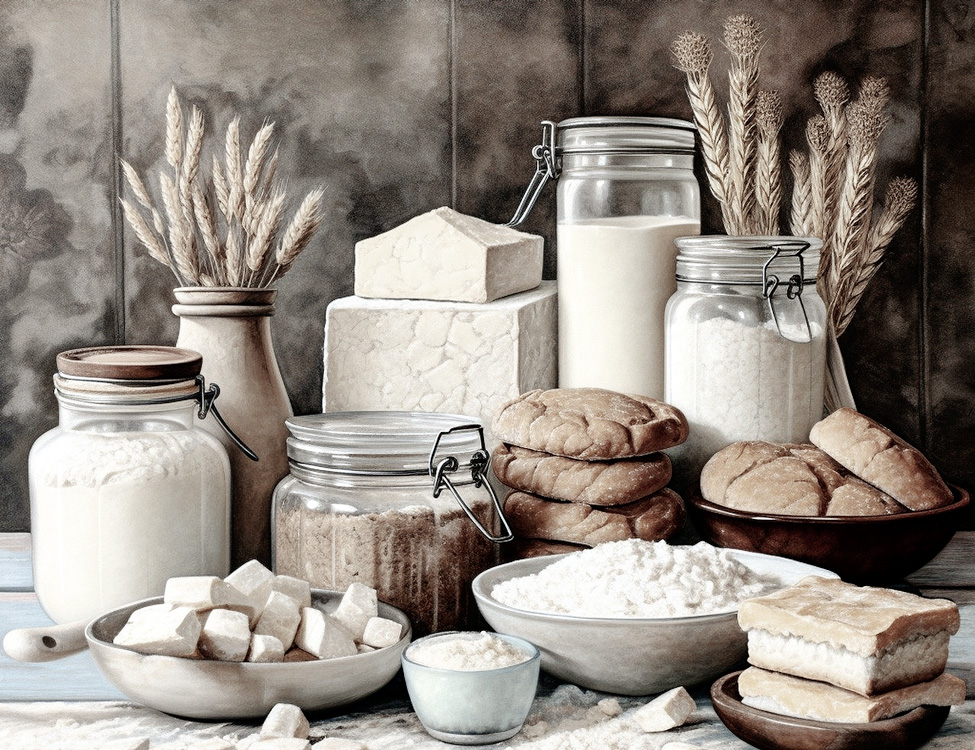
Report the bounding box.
[3,560,412,719]
[401,631,540,745]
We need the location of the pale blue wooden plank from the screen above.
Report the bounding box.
[0,533,33,592]
[0,594,124,701]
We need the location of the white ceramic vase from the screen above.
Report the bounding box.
[172,286,292,567]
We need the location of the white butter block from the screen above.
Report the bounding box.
[165,576,256,621]
[199,609,251,662]
[272,574,312,609]
[254,591,302,650]
[226,559,276,614]
[113,605,201,657]
[260,702,310,740]
[247,633,286,663]
[354,206,543,304]
[360,616,403,648]
[128,603,176,624]
[295,607,357,659]
[323,282,557,433]
[334,583,378,640]
[631,686,696,733]
[315,739,368,750]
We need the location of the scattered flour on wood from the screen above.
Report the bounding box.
[491,540,776,617]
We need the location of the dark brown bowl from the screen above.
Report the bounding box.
[710,671,950,750]
[686,485,969,584]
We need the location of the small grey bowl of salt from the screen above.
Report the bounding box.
[401,630,540,745]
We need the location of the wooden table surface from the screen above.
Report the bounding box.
[2,532,974,749]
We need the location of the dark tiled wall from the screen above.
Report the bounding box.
[1,1,971,531]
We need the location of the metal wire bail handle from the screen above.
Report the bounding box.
[506,120,560,227]
[428,424,514,543]
[194,375,259,461]
[762,241,813,344]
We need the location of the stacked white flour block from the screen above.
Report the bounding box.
[323,207,556,434]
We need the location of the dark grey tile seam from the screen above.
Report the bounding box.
[110,0,124,344]
[919,0,931,451]
[579,0,587,114]
[449,0,457,209]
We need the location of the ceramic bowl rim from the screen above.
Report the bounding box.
[687,484,970,524]
[401,631,540,675]
[472,548,838,626]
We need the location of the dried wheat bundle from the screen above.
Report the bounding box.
[120,87,325,289]
[672,18,916,339]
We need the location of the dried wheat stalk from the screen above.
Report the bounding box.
[755,90,783,234]
[723,15,764,234]
[813,71,849,277]
[789,150,813,237]
[119,87,325,289]
[671,32,733,230]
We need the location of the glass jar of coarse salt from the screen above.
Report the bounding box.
[28,346,232,624]
[272,412,512,636]
[664,237,827,483]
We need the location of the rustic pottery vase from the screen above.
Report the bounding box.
[172,286,292,568]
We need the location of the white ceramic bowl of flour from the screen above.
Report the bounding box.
[472,544,837,695]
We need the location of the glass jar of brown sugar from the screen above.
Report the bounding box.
[272,411,511,635]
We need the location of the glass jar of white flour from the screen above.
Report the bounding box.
[508,117,700,399]
[272,412,511,636]
[28,346,232,623]
[664,237,827,483]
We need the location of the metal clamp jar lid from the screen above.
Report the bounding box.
[54,345,257,459]
[674,236,822,343]
[507,116,697,226]
[284,411,514,543]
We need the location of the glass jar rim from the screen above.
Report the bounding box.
[675,235,822,285]
[285,411,486,475]
[556,116,696,155]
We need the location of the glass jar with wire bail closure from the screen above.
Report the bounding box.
[664,237,827,485]
[508,117,700,400]
[28,346,235,624]
[272,411,512,636]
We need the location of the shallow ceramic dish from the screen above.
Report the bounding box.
[710,671,951,750]
[687,484,970,584]
[3,589,412,719]
[471,548,836,696]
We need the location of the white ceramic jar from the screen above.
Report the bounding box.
[28,346,231,623]
[664,237,828,483]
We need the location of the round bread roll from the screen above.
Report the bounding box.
[502,538,587,561]
[502,488,685,546]
[491,444,672,506]
[492,387,689,460]
[810,408,953,511]
[700,441,906,516]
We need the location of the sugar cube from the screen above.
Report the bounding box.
[631,686,696,732]
[295,607,357,659]
[247,633,285,663]
[113,606,201,657]
[254,591,301,650]
[199,609,251,662]
[360,617,402,648]
[260,702,310,740]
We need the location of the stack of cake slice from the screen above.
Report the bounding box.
[490,387,689,557]
[736,576,966,723]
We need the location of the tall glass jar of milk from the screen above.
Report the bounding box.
[28,346,231,623]
[556,117,700,399]
[664,237,828,484]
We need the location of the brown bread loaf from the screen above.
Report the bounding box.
[502,488,685,546]
[810,408,953,511]
[700,441,906,516]
[491,444,671,506]
[492,388,689,460]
